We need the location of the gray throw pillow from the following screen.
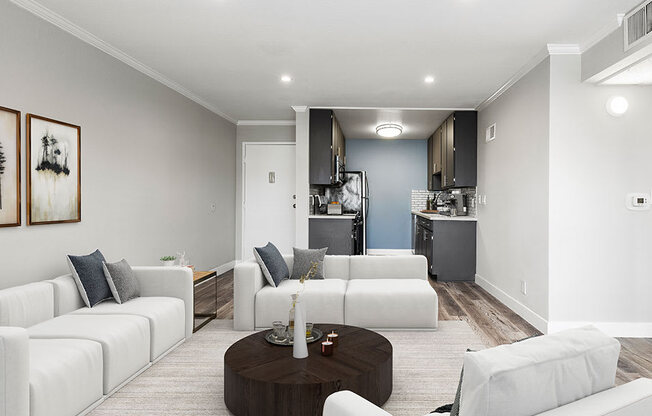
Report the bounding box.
[67,249,113,307]
[253,242,290,287]
[103,259,140,304]
[291,247,327,280]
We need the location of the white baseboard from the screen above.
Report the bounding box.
[211,260,237,276]
[475,274,549,334]
[547,321,652,338]
[367,249,414,256]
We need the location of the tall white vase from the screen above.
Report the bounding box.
[292,297,308,359]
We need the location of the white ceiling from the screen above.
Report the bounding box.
[14,0,643,121]
[333,109,451,140]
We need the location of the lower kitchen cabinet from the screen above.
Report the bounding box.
[413,214,476,282]
[309,218,355,255]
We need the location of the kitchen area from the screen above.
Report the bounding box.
[307,108,478,281]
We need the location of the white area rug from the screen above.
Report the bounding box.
[89,320,485,416]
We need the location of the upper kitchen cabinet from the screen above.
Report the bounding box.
[435,111,477,189]
[428,126,443,191]
[310,109,346,185]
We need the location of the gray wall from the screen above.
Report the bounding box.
[476,58,551,327]
[0,1,236,288]
[235,124,296,260]
[346,138,427,249]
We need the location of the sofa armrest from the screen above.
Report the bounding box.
[132,267,194,339]
[234,261,266,330]
[537,378,652,416]
[323,391,392,416]
[0,327,29,416]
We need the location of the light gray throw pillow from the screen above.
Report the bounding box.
[102,259,140,304]
[291,247,327,280]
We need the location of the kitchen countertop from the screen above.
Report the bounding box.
[309,214,357,220]
[412,210,477,222]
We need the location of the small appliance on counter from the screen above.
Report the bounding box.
[311,195,328,215]
[327,202,343,215]
[445,193,468,216]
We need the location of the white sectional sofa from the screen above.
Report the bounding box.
[323,326,652,416]
[234,255,438,330]
[0,266,193,416]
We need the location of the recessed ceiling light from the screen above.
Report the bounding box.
[424,76,435,84]
[606,96,628,117]
[376,123,403,138]
[281,75,292,83]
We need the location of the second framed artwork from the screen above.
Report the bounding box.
[27,114,81,225]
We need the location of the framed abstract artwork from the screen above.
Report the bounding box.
[27,114,81,225]
[0,106,21,228]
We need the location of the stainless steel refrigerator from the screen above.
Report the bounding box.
[325,171,368,255]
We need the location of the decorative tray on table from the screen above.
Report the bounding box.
[265,328,324,346]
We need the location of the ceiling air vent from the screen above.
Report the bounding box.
[625,0,652,50]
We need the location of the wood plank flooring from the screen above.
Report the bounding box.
[214,269,651,385]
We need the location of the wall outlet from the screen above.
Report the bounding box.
[520,280,527,295]
[210,202,217,213]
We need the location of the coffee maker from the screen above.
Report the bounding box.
[447,193,468,216]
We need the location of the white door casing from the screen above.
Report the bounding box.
[242,142,296,260]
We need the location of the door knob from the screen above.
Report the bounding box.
[293,204,296,208]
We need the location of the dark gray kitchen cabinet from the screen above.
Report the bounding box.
[310,109,346,185]
[432,111,477,190]
[415,215,476,281]
[309,218,354,255]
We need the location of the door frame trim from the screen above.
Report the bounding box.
[241,142,296,260]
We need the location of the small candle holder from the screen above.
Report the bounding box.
[327,330,339,347]
[321,341,333,356]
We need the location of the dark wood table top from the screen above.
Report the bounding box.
[225,324,392,384]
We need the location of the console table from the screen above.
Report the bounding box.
[193,270,218,332]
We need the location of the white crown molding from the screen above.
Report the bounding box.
[476,43,581,111]
[476,46,550,112]
[236,120,296,126]
[547,44,581,55]
[312,106,476,111]
[581,13,625,53]
[291,106,308,113]
[10,0,237,124]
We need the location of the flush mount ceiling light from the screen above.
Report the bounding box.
[424,75,435,84]
[280,75,292,83]
[606,96,629,117]
[376,123,403,138]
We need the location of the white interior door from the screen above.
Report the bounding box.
[243,143,296,259]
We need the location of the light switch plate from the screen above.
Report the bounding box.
[268,172,276,183]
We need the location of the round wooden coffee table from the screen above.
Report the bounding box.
[224,324,392,416]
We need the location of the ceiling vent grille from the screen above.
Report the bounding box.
[625,1,652,50]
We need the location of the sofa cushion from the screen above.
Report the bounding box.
[324,256,350,280]
[255,279,347,328]
[344,279,437,329]
[0,282,53,327]
[103,259,140,303]
[459,326,621,416]
[28,314,150,394]
[48,275,86,316]
[254,242,290,287]
[291,247,327,280]
[29,339,103,416]
[349,255,428,280]
[66,249,113,307]
[70,297,185,360]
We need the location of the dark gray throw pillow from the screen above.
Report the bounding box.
[291,247,327,280]
[253,242,289,287]
[103,259,140,304]
[67,249,113,307]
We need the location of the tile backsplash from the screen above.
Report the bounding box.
[411,188,477,217]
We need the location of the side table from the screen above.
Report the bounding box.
[193,270,218,332]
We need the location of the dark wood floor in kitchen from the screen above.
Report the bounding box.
[214,269,651,385]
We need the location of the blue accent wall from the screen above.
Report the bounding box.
[346,139,427,249]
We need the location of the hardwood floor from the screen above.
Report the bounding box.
[214,269,651,385]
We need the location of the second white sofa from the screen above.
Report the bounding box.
[234,255,438,330]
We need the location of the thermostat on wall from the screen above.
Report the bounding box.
[625,193,651,211]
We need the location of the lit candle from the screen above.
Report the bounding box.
[327,331,339,347]
[321,341,334,356]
